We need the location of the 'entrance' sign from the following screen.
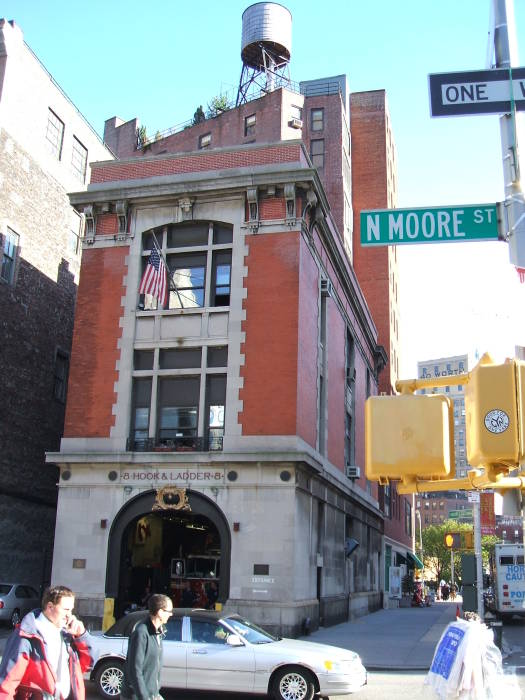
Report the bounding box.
[360,204,499,247]
[429,67,525,117]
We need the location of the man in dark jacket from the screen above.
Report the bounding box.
[0,585,92,700]
[121,594,173,700]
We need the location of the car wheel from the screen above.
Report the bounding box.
[10,610,20,627]
[94,659,124,699]
[272,666,315,700]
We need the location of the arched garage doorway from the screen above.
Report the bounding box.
[106,488,231,618]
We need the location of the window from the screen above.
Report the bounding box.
[191,620,229,645]
[46,109,64,159]
[53,350,69,403]
[71,137,88,182]
[169,253,206,308]
[68,211,83,255]
[383,485,391,518]
[160,348,202,369]
[405,499,412,536]
[207,346,228,367]
[211,250,231,306]
[311,108,324,131]
[1,228,19,284]
[310,139,324,168]
[131,378,152,442]
[199,133,211,149]
[140,222,233,311]
[344,412,353,466]
[158,377,200,441]
[206,375,226,448]
[244,114,256,137]
[290,105,302,120]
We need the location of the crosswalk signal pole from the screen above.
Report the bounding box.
[493,0,525,275]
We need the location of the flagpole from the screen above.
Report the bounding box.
[150,229,183,307]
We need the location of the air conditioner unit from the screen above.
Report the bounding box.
[345,465,360,479]
[320,279,334,297]
[289,117,303,129]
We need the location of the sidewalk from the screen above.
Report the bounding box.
[298,600,460,670]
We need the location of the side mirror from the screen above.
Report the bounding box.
[226,634,244,647]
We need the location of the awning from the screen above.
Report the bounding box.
[407,551,424,569]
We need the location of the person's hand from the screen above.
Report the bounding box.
[65,615,86,636]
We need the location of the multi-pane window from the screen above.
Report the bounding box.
[199,133,211,149]
[311,108,324,131]
[71,137,88,182]
[140,222,233,311]
[1,228,19,284]
[310,139,325,168]
[130,345,227,451]
[244,114,256,137]
[46,109,64,159]
[53,350,69,402]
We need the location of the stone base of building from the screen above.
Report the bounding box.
[348,591,382,620]
[225,598,320,638]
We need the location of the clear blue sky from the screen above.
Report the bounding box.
[5,0,525,376]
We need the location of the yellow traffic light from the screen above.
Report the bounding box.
[444,532,461,548]
[465,354,525,469]
[365,394,454,483]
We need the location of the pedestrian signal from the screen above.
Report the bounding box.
[365,394,454,483]
[463,531,474,550]
[465,354,525,469]
[444,532,461,548]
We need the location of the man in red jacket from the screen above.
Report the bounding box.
[0,585,92,700]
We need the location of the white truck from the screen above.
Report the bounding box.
[486,543,525,619]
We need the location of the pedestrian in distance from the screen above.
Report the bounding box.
[0,584,92,700]
[121,594,173,700]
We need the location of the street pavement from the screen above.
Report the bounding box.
[298,599,460,670]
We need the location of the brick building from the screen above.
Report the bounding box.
[0,18,113,592]
[45,9,413,629]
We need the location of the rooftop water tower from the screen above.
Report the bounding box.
[236,2,292,106]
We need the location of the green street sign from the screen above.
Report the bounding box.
[360,204,500,246]
[448,509,473,520]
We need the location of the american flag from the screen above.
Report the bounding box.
[139,244,168,307]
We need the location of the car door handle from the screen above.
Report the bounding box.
[191,649,208,654]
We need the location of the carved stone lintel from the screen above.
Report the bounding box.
[152,486,191,512]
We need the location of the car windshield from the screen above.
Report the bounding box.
[223,616,279,644]
[0,585,12,595]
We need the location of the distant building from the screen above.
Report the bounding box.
[0,19,113,587]
[417,354,469,478]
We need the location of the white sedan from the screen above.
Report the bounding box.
[87,609,366,700]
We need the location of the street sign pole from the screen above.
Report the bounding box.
[494,0,525,272]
